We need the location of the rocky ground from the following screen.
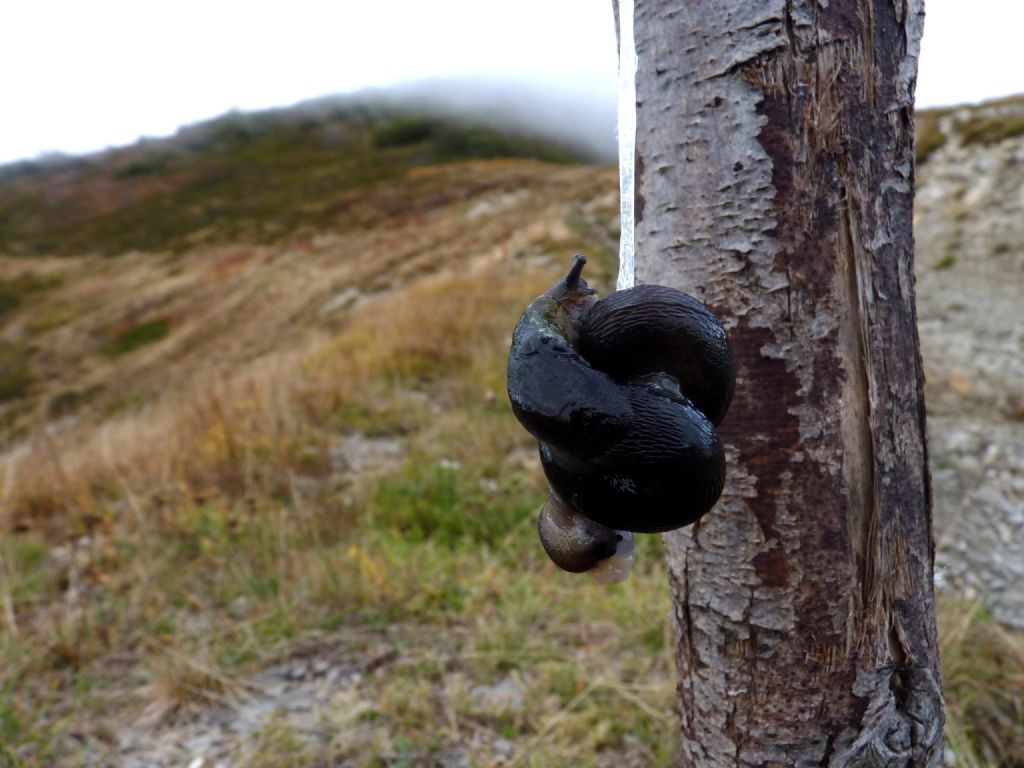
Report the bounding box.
[115,629,545,768]
[916,106,1024,628]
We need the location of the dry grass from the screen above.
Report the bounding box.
[140,647,249,725]
[0,161,615,454]
[0,162,616,532]
[940,598,1024,767]
[0,257,569,534]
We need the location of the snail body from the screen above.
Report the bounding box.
[507,255,734,579]
[576,285,734,427]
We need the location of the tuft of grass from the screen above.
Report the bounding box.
[141,647,244,725]
[99,318,171,357]
[935,254,957,271]
[241,714,321,768]
[939,598,1024,767]
[26,301,81,335]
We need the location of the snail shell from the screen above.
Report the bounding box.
[507,255,734,575]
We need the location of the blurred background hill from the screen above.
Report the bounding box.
[0,83,1023,766]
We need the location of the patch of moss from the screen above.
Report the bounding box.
[100,318,171,357]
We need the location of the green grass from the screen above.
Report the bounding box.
[935,254,957,270]
[367,459,535,547]
[0,427,678,764]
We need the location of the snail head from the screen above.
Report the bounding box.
[543,254,598,333]
[538,489,635,584]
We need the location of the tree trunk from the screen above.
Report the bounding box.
[618,1,944,764]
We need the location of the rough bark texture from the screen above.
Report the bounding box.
[625,1,943,765]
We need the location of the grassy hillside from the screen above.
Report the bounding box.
[0,102,1022,766]
[0,107,583,258]
[0,108,592,454]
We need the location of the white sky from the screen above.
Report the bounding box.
[1,0,1022,165]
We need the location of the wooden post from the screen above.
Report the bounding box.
[618,1,944,764]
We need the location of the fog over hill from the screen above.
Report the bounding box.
[349,77,618,162]
[179,75,620,163]
[0,77,617,178]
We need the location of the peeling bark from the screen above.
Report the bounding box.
[619,1,943,765]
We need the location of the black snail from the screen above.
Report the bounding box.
[506,255,735,583]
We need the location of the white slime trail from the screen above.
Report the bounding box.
[616,0,638,292]
[590,0,639,585]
